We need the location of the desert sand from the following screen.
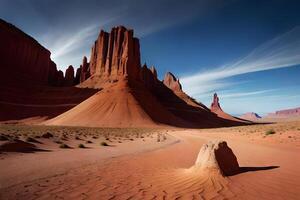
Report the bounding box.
[1,121,300,200]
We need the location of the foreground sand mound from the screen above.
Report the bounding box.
[194,140,240,176]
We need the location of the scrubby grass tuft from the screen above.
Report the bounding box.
[78,143,85,148]
[265,129,276,135]
[100,142,109,146]
[59,143,70,148]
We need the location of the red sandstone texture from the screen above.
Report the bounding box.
[0,19,78,87]
[211,93,223,113]
[0,19,97,121]
[163,72,182,92]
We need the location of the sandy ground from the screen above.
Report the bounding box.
[0,122,300,199]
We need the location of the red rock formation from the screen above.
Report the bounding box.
[275,107,300,115]
[265,107,300,119]
[211,93,222,113]
[163,72,182,92]
[0,19,51,84]
[80,56,90,82]
[0,18,79,87]
[140,64,157,89]
[64,65,75,86]
[150,66,158,79]
[84,26,141,85]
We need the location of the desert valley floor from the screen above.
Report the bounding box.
[0,121,300,200]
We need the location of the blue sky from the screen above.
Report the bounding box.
[1,0,299,115]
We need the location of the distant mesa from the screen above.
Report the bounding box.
[194,140,240,176]
[240,112,262,121]
[265,107,300,119]
[0,18,251,128]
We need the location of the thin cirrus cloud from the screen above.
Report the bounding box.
[180,26,300,98]
[220,89,276,99]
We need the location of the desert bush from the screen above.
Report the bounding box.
[265,129,276,135]
[100,142,109,146]
[86,140,92,143]
[59,143,70,148]
[78,143,85,148]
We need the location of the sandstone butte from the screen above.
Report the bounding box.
[0,18,251,128]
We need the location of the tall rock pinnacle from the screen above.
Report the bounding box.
[210,93,223,112]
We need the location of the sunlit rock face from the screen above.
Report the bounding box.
[88,26,141,80]
[194,140,240,176]
[163,72,182,92]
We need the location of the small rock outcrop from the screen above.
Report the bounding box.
[194,140,240,176]
[163,72,182,92]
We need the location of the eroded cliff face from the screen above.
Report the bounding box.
[163,72,182,92]
[0,19,52,84]
[0,19,77,87]
[88,26,141,81]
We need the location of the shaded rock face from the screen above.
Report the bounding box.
[0,19,78,87]
[195,140,240,176]
[0,19,51,84]
[80,56,90,82]
[64,65,75,86]
[88,26,141,81]
[140,64,158,89]
[163,72,182,92]
[211,93,222,112]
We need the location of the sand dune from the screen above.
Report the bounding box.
[44,78,187,127]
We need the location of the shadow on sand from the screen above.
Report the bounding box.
[230,166,279,176]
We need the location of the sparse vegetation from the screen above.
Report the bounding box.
[59,143,70,148]
[26,137,36,143]
[78,143,85,148]
[100,141,109,146]
[86,140,92,143]
[0,134,9,141]
[265,129,276,135]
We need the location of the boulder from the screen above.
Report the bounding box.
[194,140,240,176]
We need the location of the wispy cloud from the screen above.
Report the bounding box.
[181,26,300,96]
[220,89,275,98]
